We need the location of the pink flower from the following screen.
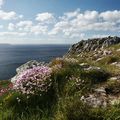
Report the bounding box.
[13,66,52,95]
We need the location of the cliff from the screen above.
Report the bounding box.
[1,36,120,120]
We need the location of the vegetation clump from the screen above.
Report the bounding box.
[0,38,120,120]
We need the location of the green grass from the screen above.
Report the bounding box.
[0,80,11,88]
[0,44,120,120]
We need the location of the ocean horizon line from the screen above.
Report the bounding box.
[0,43,72,45]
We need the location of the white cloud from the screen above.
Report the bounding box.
[49,9,120,39]
[8,23,15,31]
[6,19,48,36]
[83,10,98,21]
[30,25,48,35]
[16,20,33,31]
[69,33,85,39]
[36,12,54,23]
[63,8,80,19]
[0,9,120,43]
[0,10,23,20]
[19,15,24,19]
[100,10,120,22]
[17,20,33,27]
[0,32,27,36]
[48,21,70,35]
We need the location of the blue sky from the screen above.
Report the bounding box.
[0,0,120,44]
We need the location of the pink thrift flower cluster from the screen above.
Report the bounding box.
[13,66,52,95]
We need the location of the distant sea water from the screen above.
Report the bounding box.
[0,44,70,80]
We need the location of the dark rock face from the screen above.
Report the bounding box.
[68,36,120,54]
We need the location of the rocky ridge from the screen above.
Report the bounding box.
[67,36,120,55]
[66,36,120,107]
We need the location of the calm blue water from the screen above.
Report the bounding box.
[0,45,70,80]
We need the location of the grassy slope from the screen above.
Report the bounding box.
[0,44,120,120]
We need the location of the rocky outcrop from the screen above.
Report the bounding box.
[16,60,45,73]
[11,60,46,83]
[67,36,120,55]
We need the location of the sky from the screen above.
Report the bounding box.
[0,0,120,44]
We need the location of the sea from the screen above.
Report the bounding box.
[0,44,70,80]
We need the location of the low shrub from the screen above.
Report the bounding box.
[105,81,120,95]
[106,56,119,64]
[12,66,52,96]
[80,69,110,84]
[98,56,119,65]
